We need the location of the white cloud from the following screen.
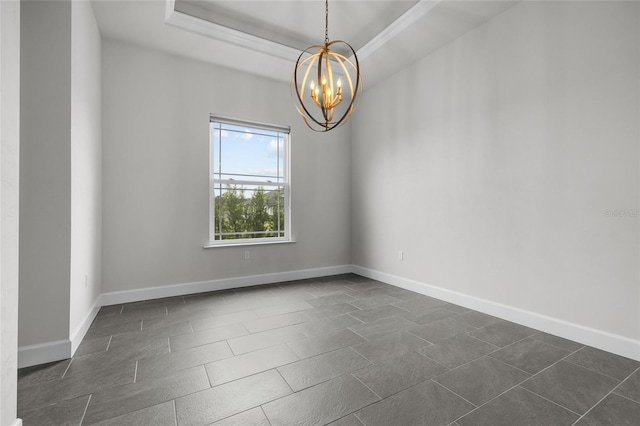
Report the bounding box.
[267,139,284,156]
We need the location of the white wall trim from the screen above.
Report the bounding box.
[18,265,351,367]
[352,265,640,361]
[18,264,639,367]
[17,339,71,369]
[69,298,100,356]
[12,419,22,426]
[99,265,352,306]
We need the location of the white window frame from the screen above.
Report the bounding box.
[206,115,292,247]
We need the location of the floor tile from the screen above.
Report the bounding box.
[253,301,315,318]
[18,361,135,411]
[453,311,502,328]
[469,321,538,347]
[434,356,530,405]
[347,294,403,310]
[489,338,571,374]
[399,307,459,325]
[262,374,379,426]
[348,305,408,323]
[615,368,640,402]
[574,393,640,426]
[521,361,619,414]
[108,321,192,351]
[175,369,292,425]
[419,334,498,369]
[306,293,358,308]
[191,310,259,332]
[19,394,89,426]
[278,347,372,391]
[566,346,640,380]
[74,336,111,357]
[209,407,270,426]
[227,324,306,355]
[352,331,430,363]
[343,286,393,300]
[349,315,417,340]
[385,287,428,301]
[531,332,584,352]
[456,386,578,426]
[328,415,364,425]
[353,351,447,398]
[18,359,71,387]
[142,308,212,329]
[409,317,477,343]
[169,323,247,351]
[83,365,210,424]
[288,328,366,359]
[66,339,167,377]
[356,380,474,426]
[205,344,299,386]
[89,400,176,426]
[136,340,233,381]
[84,316,143,339]
[296,314,363,337]
[242,312,308,333]
[392,295,448,313]
[303,303,361,320]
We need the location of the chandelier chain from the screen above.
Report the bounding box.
[324,0,329,45]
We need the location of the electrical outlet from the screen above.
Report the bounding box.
[398,250,404,261]
[244,251,250,260]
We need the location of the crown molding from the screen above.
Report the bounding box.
[164,0,441,66]
[164,0,300,62]
[356,0,441,61]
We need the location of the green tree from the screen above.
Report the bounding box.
[221,184,246,238]
[247,187,270,237]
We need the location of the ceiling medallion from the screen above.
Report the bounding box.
[292,0,362,132]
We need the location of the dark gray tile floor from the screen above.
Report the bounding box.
[18,274,640,425]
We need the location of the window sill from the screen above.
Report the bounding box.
[203,239,295,249]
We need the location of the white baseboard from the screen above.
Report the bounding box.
[99,265,352,306]
[18,265,351,368]
[18,264,639,367]
[17,339,71,369]
[352,265,640,362]
[10,419,22,426]
[70,299,101,356]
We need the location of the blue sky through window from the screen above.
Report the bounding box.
[212,123,284,183]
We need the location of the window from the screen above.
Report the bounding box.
[208,115,291,246]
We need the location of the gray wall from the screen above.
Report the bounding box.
[19,0,72,347]
[351,1,639,351]
[101,40,351,294]
[19,0,102,359]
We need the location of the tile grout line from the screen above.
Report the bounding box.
[61,358,74,379]
[260,405,274,426]
[518,384,582,417]
[78,394,92,426]
[569,365,640,426]
[172,399,178,426]
[105,335,113,351]
[350,372,383,400]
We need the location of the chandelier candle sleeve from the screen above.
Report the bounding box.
[292,0,361,131]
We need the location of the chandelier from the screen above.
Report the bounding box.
[292,0,362,132]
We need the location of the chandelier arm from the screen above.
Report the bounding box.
[293,50,327,128]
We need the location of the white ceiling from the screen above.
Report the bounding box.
[91,0,519,87]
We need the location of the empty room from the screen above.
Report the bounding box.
[1,0,639,425]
